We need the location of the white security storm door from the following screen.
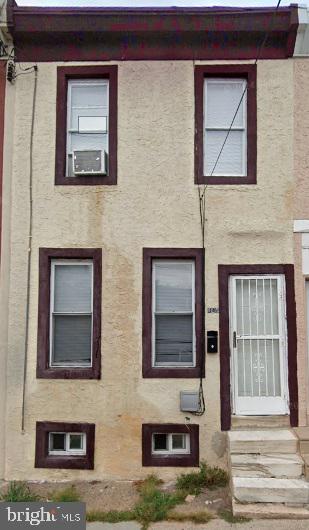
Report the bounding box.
[230,275,289,415]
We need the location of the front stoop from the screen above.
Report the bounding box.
[228,429,309,518]
[231,453,303,478]
[232,499,309,519]
[294,427,309,480]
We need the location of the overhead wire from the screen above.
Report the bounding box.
[194,0,283,416]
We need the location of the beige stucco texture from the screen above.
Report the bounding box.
[293,59,309,425]
[3,60,296,481]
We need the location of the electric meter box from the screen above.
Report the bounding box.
[180,391,199,412]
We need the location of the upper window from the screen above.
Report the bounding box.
[66,79,109,178]
[195,65,256,185]
[143,248,205,378]
[204,78,247,177]
[56,66,117,186]
[37,248,102,379]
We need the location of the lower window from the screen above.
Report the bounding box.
[142,248,205,378]
[152,432,190,455]
[37,248,102,380]
[142,424,199,467]
[35,422,95,469]
[49,432,86,456]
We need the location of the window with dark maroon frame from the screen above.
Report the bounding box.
[37,248,102,380]
[142,248,205,378]
[194,64,257,185]
[55,65,117,186]
[35,421,95,469]
[142,424,199,467]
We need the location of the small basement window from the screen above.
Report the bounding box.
[49,432,86,456]
[142,424,199,467]
[152,433,190,454]
[35,422,95,469]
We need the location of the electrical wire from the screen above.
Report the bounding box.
[194,0,283,417]
[200,0,282,202]
[21,65,38,434]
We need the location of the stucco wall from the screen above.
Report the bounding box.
[293,58,309,425]
[4,59,296,481]
[293,233,309,425]
[294,60,309,220]
[0,66,15,479]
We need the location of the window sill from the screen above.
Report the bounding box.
[55,174,117,186]
[36,366,100,379]
[37,455,92,469]
[143,366,204,378]
[195,175,256,185]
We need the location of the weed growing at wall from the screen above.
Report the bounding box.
[0,482,41,502]
[176,460,229,495]
[49,485,80,503]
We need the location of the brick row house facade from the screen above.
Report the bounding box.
[1,1,309,515]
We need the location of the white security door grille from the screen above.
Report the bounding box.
[230,275,289,415]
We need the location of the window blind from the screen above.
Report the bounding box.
[51,262,93,366]
[204,78,247,176]
[153,261,194,366]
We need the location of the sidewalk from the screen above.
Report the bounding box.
[87,519,309,529]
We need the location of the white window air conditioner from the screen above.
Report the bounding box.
[73,149,107,175]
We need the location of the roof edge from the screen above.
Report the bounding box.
[7,1,299,62]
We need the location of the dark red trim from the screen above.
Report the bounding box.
[142,424,199,467]
[0,63,6,265]
[55,66,117,186]
[195,64,257,185]
[218,264,298,431]
[7,1,298,62]
[142,248,205,379]
[35,421,95,470]
[37,248,102,380]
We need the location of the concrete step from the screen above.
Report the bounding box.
[231,453,304,478]
[232,415,290,430]
[232,499,309,519]
[228,429,298,454]
[233,477,309,504]
[294,428,309,455]
[303,454,309,481]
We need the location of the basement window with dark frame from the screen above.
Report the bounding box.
[142,424,199,467]
[35,422,95,470]
[55,66,118,186]
[37,248,102,380]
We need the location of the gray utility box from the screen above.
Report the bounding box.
[180,391,200,412]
